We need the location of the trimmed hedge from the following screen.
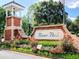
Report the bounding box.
[38,41,62,47]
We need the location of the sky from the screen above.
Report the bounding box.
[0,0,79,21]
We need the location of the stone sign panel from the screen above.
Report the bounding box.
[34,29,64,40]
[31,24,65,40]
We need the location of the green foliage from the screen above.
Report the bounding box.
[0,7,6,37]
[68,16,79,36]
[8,39,31,52]
[22,16,33,35]
[33,49,79,59]
[12,47,79,59]
[22,16,29,34]
[62,40,77,53]
[69,23,79,36]
[38,41,62,47]
[73,16,79,36]
[1,39,78,59]
[11,47,32,53]
[0,39,31,50]
[74,16,79,24]
[0,42,11,49]
[64,53,79,59]
[36,50,49,56]
[65,18,72,30]
[28,0,67,25]
[10,39,30,49]
[15,39,30,45]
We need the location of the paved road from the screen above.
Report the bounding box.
[0,50,49,59]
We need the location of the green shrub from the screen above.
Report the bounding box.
[62,39,77,53]
[11,39,30,48]
[0,42,11,49]
[15,39,30,45]
[38,41,62,47]
[16,47,32,53]
[31,42,38,53]
[35,50,49,56]
[64,53,79,59]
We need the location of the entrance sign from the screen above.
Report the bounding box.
[31,24,79,52]
[34,29,64,40]
[31,24,67,40]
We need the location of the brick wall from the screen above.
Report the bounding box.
[5,30,11,40]
[14,17,21,26]
[6,17,11,26]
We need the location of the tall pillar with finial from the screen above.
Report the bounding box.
[3,1,25,41]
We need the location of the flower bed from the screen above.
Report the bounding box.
[1,39,79,59]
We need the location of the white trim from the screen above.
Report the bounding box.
[4,29,6,41]
[3,3,23,12]
[5,26,21,30]
[6,10,8,17]
[12,7,14,16]
[20,19,22,27]
[11,17,14,40]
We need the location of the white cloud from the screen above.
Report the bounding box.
[65,0,79,9]
[68,16,76,21]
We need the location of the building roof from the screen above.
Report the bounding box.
[3,1,25,8]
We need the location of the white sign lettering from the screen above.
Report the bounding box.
[34,29,64,40]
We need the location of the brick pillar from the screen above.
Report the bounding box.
[5,16,21,41]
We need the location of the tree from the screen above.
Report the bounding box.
[22,16,33,35]
[73,16,79,36]
[69,16,79,36]
[28,0,68,26]
[65,18,72,30]
[22,16,29,35]
[0,7,6,38]
[74,16,79,25]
